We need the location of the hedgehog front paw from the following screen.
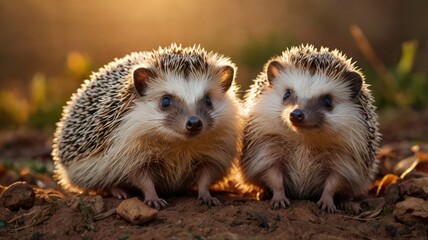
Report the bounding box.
[198,195,222,207]
[270,195,290,209]
[317,196,337,213]
[145,198,168,210]
[110,187,129,199]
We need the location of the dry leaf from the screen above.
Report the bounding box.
[376,174,399,196]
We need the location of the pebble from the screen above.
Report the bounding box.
[116,197,158,225]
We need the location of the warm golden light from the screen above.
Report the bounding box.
[211,166,263,200]
[375,173,399,196]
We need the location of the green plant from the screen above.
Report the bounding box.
[79,197,96,231]
[393,41,427,109]
[351,25,427,110]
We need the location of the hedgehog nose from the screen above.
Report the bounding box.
[186,116,203,133]
[290,109,304,123]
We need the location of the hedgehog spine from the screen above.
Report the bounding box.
[240,44,380,213]
[52,44,243,209]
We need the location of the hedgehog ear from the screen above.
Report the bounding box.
[342,71,363,98]
[267,60,284,85]
[133,67,156,96]
[218,65,235,92]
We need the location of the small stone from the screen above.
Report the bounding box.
[0,181,36,211]
[116,197,158,225]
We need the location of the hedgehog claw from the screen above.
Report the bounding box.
[270,195,290,209]
[317,196,338,213]
[199,196,222,207]
[145,198,168,210]
[110,187,129,199]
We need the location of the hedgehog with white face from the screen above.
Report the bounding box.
[240,45,380,213]
[52,44,243,209]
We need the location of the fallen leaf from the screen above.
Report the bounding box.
[376,174,399,196]
[359,198,385,219]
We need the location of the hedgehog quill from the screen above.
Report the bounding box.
[240,45,380,213]
[52,44,243,209]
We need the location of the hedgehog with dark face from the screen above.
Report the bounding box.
[52,44,243,209]
[240,45,380,213]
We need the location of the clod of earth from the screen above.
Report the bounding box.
[69,195,105,215]
[394,197,428,218]
[0,181,35,211]
[399,177,428,198]
[116,197,158,225]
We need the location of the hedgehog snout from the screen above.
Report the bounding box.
[186,116,203,133]
[289,109,304,123]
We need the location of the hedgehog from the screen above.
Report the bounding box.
[240,45,380,213]
[52,44,243,209]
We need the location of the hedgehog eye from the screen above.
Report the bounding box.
[323,96,332,108]
[204,96,213,107]
[283,90,291,100]
[161,96,172,108]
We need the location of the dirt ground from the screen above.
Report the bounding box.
[0,115,428,240]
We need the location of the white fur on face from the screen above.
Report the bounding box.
[128,73,215,139]
[251,70,365,143]
[151,73,212,106]
[275,70,351,101]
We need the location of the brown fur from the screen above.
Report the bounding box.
[52,44,243,209]
[240,45,380,213]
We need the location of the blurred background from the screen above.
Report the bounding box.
[0,0,427,140]
[1,2,428,237]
